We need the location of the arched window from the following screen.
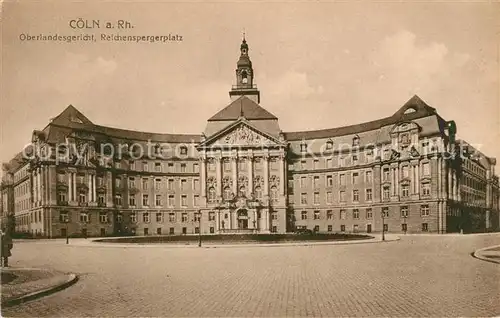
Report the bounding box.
[241,70,248,84]
[255,186,262,199]
[239,186,246,198]
[270,186,278,202]
[208,187,216,202]
[223,186,232,200]
[352,135,360,147]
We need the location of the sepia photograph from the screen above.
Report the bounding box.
[0,1,499,317]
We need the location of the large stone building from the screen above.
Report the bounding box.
[1,39,499,237]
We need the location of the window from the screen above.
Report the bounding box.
[314,210,320,220]
[181,195,187,207]
[352,190,359,202]
[181,179,187,191]
[155,178,162,191]
[300,160,306,170]
[208,187,216,203]
[352,136,360,146]
[193,163,199,173]
[129,194,136,206]
[421,205,430,216]
[193,179,200,191]
[400,206,409,218]
[313,159,319,169]
[180,163,186,173]
[365,171,372,183]
[339,174,345,186]
[300,193,307,204]
[128,177,136,189]
[340,191,346,202]
[144,228,149,236]
[383,168,390,180]
[422,162,430,175]
[130,212,137,223]
[168,195,175,207]
[210,227,215,234]
[180,146,188,155]
[143,212,150,223]
[340,225,346,232]
[313,176,320,188]
[208,160,215,171]
[223,159,231,171]
[366,208,373,219]
[301,211,307,220]
[422,182,430,196]
[382,207,389,218]
[313,225,319,232]
[300,143,307,152]
[300,177,307,188]
[194,213,201,222]
[270,158,278,170]
[156,212,163,222]
[328,225,333,232]
[143,162,149,172]
[401,184,409,197]
[422,223,428,232]
[326,140,333,150]
[181,213,188,222]
[353,224,359,232]
[327,210,333,220]
[352,155,358,165]
[168,213,176,222]
[155,162,162,172]
[59,211,68,222]
[142,194,149,206]
[155,195,162,206]
[168,179,174,191]
[115,194,122,206]
[80,212,89,223]
[326,191,333,204]
[238,159,246,171]
[169,227,175,234]
[402,166,410,178]
[129,160,135,170]
[353,209,359,219]
[326,175,333,187]
[326,158,333,168]
[366,189,373,201]
[142,178,148,190]
[58,192,67,203]
[157,228,162,235]
[115,177,122,188]
[352,172,359,184]
[340,209,346,220]
[272,212,278,220]
[193,195,199,206]
[209,212,215,221]
[117,213,123,223]
[383,186,390,200]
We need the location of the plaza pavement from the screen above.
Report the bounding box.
[2,233,500,317]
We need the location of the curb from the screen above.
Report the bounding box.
[472,244,500,265]
[1,273,79,308]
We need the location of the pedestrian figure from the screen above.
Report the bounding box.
[1,229,13,267]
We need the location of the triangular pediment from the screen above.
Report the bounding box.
[199,119,282,148]
[208,96,277,121]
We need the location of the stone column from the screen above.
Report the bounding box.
[37,168,41,203]
[247,154,253,196]
[415,162,420,194]
[200,157,206,197]
[453,172,457,201]
[93,174,96,201]
[263,154,269,197]
[216,210,220,231]
[279,154,285,195]
[88,174,92,202]
[265,208,269,231]
[390,168,395,196]
[448,165,452,200]
[215,157,222,197]
[73,173,77,201]
[231,156,238,195]
[395,166,399,196]
[254,209,257,230]
[68,172,73,201]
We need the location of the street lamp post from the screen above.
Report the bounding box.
[197,210,202,247]
[403,215,407,235]
[65,215,69,244]
[381,211,386,241]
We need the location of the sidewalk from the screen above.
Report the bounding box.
[1,267,78,307]
[473,245,500,265]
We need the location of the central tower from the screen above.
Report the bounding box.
[229,36,261,104]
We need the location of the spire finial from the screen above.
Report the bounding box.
[240,98,244,117]
[243,28,246,41]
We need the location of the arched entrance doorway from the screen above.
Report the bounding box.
[237,209,249,229]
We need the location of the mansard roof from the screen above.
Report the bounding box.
[43,105,202,144]
[284,95,441,141]
[208,96,278,121]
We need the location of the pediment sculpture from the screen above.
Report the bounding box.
[219,125,273,145]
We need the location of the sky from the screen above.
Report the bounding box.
[1,1,499,173]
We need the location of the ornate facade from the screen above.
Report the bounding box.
[1,38,499,237]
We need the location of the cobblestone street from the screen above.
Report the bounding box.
[2,234,500,317]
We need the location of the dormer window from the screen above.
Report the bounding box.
[300,142,307,153]
[180,146,188,156]
[325,140,333,150]
[352,136,360,147]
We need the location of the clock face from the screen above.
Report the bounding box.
[242,49,247,54]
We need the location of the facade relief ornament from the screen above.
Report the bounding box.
[218,125,273,146]
[206,177,217,189]
[269,175,280,187]
[238,175,249,188]
[253,176,264,187]
[222,176,233,188]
